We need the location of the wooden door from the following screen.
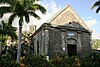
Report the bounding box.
[67,44,77,57]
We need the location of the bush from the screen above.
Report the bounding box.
[0,45,19,67]
[20,54,55,67]
[80,50,100,67]
[51,54,80,67]
[0,45,100,67]
[0,54,19,67]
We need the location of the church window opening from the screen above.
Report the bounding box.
[68,32,75,37]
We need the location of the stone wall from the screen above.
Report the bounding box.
[33,30,44,55]
[33,28,49,55]
[48,28,63,56]
[32,25,92,57]
[80,32,92,56]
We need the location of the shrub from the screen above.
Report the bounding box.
[80,50,100,67]
[0,54,19,67]
[51,54,80,67]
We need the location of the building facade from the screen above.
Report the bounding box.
[31,5,92,57]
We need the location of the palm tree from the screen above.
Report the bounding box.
[0,21,17,40]
[0,20,17,55]
[0,0,46,62]
[91,0,100,13]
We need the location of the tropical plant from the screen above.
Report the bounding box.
[0,45,19,67]
[0,20,17,56]
[92,39,100,49]
[91,0,100,13]
[0,21,17,41]
[0,0,46,62]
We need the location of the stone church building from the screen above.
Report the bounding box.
[31,5,92,57]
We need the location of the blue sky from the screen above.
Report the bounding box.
[0,0,100,39]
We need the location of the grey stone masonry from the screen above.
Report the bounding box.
[48,28,62,56]
[32,23,92,57]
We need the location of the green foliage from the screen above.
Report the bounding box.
[80,50,100,67]
[92,39,100,49]
[0,20,17,40]
[0,46,19,67]
[0,0,46,63]
[20,54,54,67]
[0,54,19,67]
[0,0,46,26]
[0,46,100,67]
[51,54,80,67]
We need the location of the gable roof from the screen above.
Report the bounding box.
[32,5,92,37]
[46,5,91,31]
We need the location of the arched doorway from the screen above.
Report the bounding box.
[67,38,77,57]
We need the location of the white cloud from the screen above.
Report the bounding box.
[92,30,100,39]
[86,19,96,27]
[85,16,100,39]
[85,16,97,27]
[86,16,93,19]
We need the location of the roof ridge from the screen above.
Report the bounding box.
[68,5,90,30]
[47,5,70,23]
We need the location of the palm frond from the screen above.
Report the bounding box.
[0,14,3,18]
[14,2,24,12]
[93,1,100,6]
[0,6,12,14]
[22,0,27,8]
[24,13,30,23]
[7,31,17,40]
[22,0,33,10]
[29,12,40,20]
[8,13,17,25]
[91,1,100,9]
[7,28,17,40]
[0,0,16,6]
[31,4,46,14]
[96,6,100,13]
[0,21,17,40]
[25,0,41,3]
[0,0,10,4]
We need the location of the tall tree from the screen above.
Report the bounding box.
[91,0,100,13]
[0,0,46,62]
[0,0,16,56]
[0,20,17,55]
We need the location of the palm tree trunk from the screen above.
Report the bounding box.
[0,35,2,56]
[0,32,3,56]
[16,26,22,63]
[0,21,3,56]
[0,41,2,56]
